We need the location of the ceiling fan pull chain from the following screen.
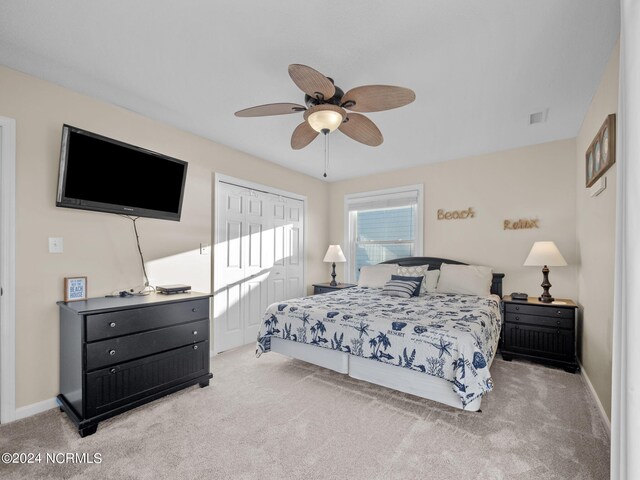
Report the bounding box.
[322,129,329,178]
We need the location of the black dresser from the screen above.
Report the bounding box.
[500,295,579,373]
[57,292,213,437]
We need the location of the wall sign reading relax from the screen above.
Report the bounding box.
[437,207,475,220]
[504,218,540,230]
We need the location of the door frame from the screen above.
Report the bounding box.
[212,173,307,354]
[0,116,16,424]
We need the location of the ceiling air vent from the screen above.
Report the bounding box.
[529,109,548,125]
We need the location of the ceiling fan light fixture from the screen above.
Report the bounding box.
[304,104,345,133]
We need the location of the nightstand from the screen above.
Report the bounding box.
[501,295,579,373]
[312,282,357,295]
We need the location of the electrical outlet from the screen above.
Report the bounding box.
[200,243,211,255]
[48,237,64,253]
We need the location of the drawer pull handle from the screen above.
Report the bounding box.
[557,311,562,315]
[109,349,116,356]
[192,308,198,313]
[557,320,561,325]
[514,325,520,330]
[515,316,519,321]
[109,322,116,328]
[110,368,116,374]
[193,345,198,350]
[515,306,519,310]
[193,330,198,335]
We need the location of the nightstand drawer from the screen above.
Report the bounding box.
[504,303,574,320]
[504,312,574,330]
[503,323,574,359]
[314,286,337,294]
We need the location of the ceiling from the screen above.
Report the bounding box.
[0,1,620,181]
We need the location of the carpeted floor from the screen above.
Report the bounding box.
[0,345,609,479]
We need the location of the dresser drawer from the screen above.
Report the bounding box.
[86,298,209,342]
[85,340,209,418]
[504,312,574,330]
[504,302,574,320]
[86,319,209,371]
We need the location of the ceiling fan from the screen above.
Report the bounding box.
[234,64,416,150]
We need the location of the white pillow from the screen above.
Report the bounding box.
[436,263,492,296]
[424,269,440,293]
[358,264,398,288]
[397,265,429,295]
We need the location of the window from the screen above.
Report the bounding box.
[345,185,423,282]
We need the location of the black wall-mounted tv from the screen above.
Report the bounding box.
[56,125,188,221]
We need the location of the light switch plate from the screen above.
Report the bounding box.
[48,237,63,253]
[200,243,211,255]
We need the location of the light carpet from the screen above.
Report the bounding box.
[0,344,610,479]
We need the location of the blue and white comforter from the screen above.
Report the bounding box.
[256,287,502,407]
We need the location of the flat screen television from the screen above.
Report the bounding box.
[56,124,188,221]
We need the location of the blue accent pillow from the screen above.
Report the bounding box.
[382,280,419,298]
[391,274,423,296]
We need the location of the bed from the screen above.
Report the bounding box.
[256,257,504,411]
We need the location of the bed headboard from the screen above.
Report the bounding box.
[379,256,505,298]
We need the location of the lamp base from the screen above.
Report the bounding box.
[538,265,554,303]
[329,262,338,287]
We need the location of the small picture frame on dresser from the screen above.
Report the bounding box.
[64,276,87,302]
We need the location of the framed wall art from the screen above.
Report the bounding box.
[585,113,616,187]
[64,276,87,302]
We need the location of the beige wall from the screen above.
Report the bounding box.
[329,139,578,300]
[0,65,329,408]
[575,42,619,420]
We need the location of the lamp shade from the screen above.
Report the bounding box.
[523,241,567,267]
[323,245,346,263]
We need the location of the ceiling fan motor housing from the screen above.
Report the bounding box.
[304,84,345,108]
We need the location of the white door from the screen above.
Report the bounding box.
[242,192,270,344]
[214,180,305,353]
[0,117,17,424]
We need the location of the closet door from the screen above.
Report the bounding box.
[267,198,287,306]
[214,180,306,353]
[214,184,246,352]
[242,193,270,344]
[286,199,304,299]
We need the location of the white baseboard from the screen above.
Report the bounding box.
[13,397,58,422]
[579,360,611,436]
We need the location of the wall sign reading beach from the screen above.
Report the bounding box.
[585,113,616,188]
[437,207,475,220]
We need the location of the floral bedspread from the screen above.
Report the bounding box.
[256,287,502,407]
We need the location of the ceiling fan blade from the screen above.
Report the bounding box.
[341,85,416,112]
[235,103,306,117]
[291,122,319,150]
[338,113,383,147]
[288,64,335,100]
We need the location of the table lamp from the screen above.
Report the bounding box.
[323,245,346,286]
[524,241,567,303]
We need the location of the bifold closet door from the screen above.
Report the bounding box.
[214,182,304,353]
